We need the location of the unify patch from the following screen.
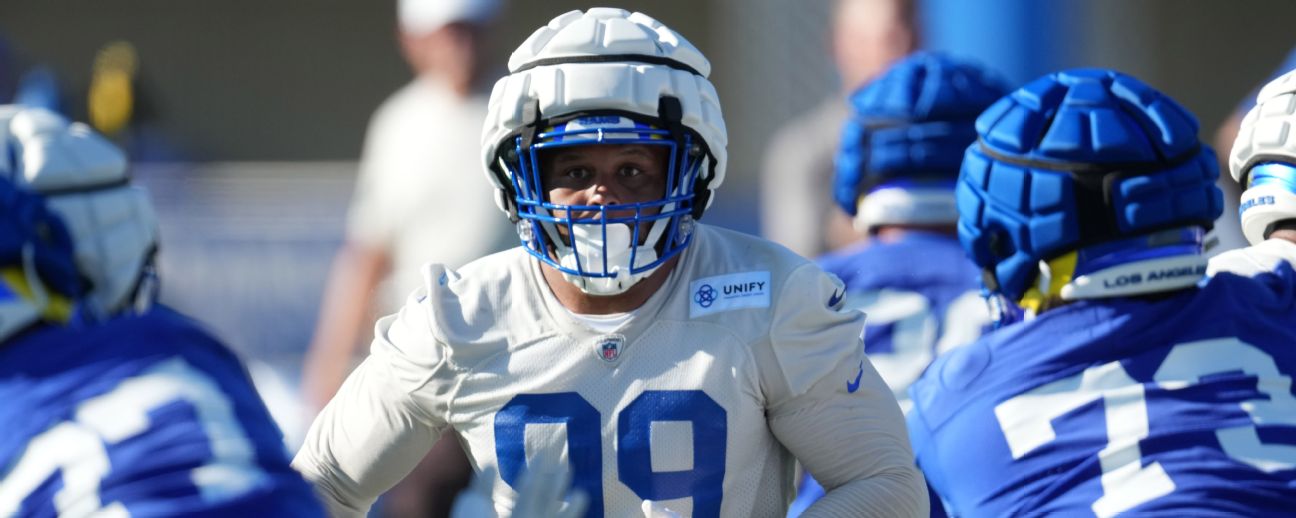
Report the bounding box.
[689,271,771,318]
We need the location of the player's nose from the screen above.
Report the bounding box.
[586,170,625,207]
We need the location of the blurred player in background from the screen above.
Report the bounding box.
[295,8,927,517]
[821,51,1005,411]
[0,106,322,516]
[300,0,513,514]
[1212,68,1296,276]
[788,52,1005,516]
[908,69,1296,515]
[760,0,918,257]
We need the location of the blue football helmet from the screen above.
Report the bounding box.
[957,69,1223,323]
[834,52,1009,232]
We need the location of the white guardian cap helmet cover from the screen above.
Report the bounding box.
[0,105,160,318]
[1230,69,1296,245]
[481,8,727,295]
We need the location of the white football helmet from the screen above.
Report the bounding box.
[1230,69,1296,245]
[480,8,726,295]
[0,106,160,318]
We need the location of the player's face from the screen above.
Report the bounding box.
[540,143,669,225]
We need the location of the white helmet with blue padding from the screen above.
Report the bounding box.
[0,106,159,318]
[957,69,1223,324]
[480,8,726,295]
[1230,69,1296,245]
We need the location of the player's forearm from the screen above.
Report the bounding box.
[801,464,928,518]
[294,345,447,517]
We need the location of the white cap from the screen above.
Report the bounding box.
[398,0,501,35]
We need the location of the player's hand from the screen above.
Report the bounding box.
[450,466,588,518]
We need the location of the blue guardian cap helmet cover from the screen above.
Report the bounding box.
[834,52,1010,233]
[956,69,1223,324]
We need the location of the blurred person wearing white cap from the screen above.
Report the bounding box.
[300,0,513,516]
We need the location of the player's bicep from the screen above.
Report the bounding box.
[759,263,925,515]
[767,356,911,487]
[767,357,926,517]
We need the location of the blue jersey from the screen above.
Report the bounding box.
[908,268,1296,516]
[0,307,323,517]
[818,232,988,410]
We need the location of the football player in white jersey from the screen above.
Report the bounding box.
[293,8,927,518]
[1210,69,1296,276]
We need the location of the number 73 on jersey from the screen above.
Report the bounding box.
[994,337,1296,517]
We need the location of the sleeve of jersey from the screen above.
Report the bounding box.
[292,289,454,518]
[759,263,928,518]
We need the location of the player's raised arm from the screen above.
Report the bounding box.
[293,279,454,517]
[760,263,928,517]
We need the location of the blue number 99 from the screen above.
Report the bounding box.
[495,390,727,518]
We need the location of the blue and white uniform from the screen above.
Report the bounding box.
[0,307,323,517]
[908,268,1296,516]
[818,233,987,411]
[294,225,925,518]
[921,67,1267,516]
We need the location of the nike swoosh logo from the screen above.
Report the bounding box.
[828,289,845,307]
[846,362,864,393]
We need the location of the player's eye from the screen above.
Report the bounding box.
[618,165,644,178]
[564,167,592,181]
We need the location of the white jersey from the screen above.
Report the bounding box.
[1207,238,1296,277]
[294,225,926,518]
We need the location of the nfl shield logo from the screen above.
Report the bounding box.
[594,334,626,363]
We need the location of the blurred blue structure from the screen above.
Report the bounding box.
[918,0,1086,87]
[13,66,61,113]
